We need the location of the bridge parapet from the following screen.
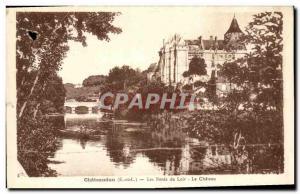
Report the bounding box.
[64,101,100,114]
[64,101,99,108]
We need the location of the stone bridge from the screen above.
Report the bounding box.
[64,101,100,114]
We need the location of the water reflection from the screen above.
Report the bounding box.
[105,132,136,168]
[47,116,283,176]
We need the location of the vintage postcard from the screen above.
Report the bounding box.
[6,6,294,188]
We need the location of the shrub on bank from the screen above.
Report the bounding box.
[17,115,59,176]
[148,109,283,146]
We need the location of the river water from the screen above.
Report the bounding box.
[48,116,283,176]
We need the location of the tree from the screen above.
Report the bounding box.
[244,12,283,111]
[206,70,217,103]
[107,65,145,90]
[42,74,66,114]
[218,61,245,90]
[183,56,207,77]
[82,75,107,87]
[16,12,121,176]
[219,12,283,111]
[216,11,284,149]
[17,12,122,119]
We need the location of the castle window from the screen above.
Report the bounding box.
[211,146,216,156]
[222,84,227,91]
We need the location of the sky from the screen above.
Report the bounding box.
[58,7,265,84]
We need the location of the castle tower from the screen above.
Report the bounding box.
[224,15,245,50]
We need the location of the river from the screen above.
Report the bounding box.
[47,116,283,176]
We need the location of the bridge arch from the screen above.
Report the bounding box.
[75,106,89,114]
[92,106,99,114]
[64,106,72,113]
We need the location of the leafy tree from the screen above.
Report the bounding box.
[244,12,283,111]
[182,71,190,78]
[64,83,75,88]
[42,74,66,113]
[182,84,193,91]
[218,61,244,90]
[17,115,60,176]
[107,65,145,90]
[17,12,121,119]
[16,12,121,176]
[82,75,107,87]
[206,70,217,103]
[194,80,206,88]
[40,100,57,114]
[216,11,284,149]
[219,12,283,111]
[183,56,207,77]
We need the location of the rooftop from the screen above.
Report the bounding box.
[225,16,243,34]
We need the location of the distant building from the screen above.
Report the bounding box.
[148,16,247,96]
[86,94,100,102]
[74,84,82,88]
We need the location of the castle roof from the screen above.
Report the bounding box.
[225,16,242,34]
[164,16,244,52]
[147,63,159,72]
[202,40,224,50]
[185,39,225,50]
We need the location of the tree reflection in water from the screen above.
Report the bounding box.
[145,114,284,175]
[79,138,88,149]
[47,115,283,176]
[105,131,136,168]
[103,117,283,174]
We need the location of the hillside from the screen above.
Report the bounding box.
[64,75,108,101]
[64,83,100,101]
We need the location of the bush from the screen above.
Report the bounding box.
[182,84,193,90]
[17,115,59,176]
[194,80,206,88]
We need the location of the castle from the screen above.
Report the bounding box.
[147,16,247,96]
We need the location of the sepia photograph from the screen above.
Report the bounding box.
[6,6,294,188]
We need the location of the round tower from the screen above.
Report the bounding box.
[224,15,245,50]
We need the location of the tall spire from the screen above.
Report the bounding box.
[225,15,242,34]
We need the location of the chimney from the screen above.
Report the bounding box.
[158,50,162,57]
[215,36,218,50]
[209,36,214,49]
[198,36,203,49]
